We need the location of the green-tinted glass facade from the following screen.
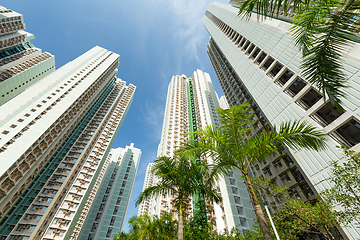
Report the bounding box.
[79,145,141,240]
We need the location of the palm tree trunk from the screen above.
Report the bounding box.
[178,204,183,240]
[244,173,273,240]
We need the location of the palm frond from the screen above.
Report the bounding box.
[276,120,328,151]
[290,0,360,108]
[242,120,328,170]
[237,0,305,20]
[236,0,360,109]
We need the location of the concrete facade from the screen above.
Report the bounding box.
[0,46,136,240]
[0,5,55,105]
[141,70,256,234]
[203,3,360,238]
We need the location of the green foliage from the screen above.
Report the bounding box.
[114,212,177,240]
[135,155,222,239]
[237,0,360,108]
[182,103,327,176]
[322,146,360,226]
[135,155,221,215]
[251,177,342,240]
[116,215,263,240]
[179,103,327,240]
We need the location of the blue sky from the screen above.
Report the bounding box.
[3,0,229,232]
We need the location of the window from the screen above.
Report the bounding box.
[106,227,113,238]
[243,41,251,51]
[231,187,238,195]
[261,57,274,70]
[28,225,36,232]
[263,167,272,176]
[229,178,236,185]
[239,38,247,47]
[330,118,360,147]
[234,196,241,204]
[95,212,102,221]
[236,206,244,215]
[311,102,344,126]
[250,48,260,59]
[281,173,291,183]
[276,69,293,85]
[285,78,306,97]
[15,225,23,231]
[269,63,284,78]
[301,184,315,197]
[113,206,119,215]
[246,44,255,55]
[99,204,105,211]
[110,216,116,226]
[275,161,283,169]
[296,88,322,110]
[291,169,305,182]
[283,156,294,167]
[91,223,98,232]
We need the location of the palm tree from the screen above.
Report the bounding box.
[135,156,222,240]
[180,102,328,240]
[236,0,360,109]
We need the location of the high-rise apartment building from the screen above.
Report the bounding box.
[79,144,141,240]
[203,3,360,238]
[0,5,55,105]
[0,46,136,240]
[137,163,155,217]
[141,70,256,234]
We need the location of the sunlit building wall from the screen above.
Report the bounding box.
[137,163,156,217]
[142,69,256,234]
[203,2,360,238]
[0,46,136,240]
[0,5,55,105]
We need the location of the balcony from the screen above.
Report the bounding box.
[1,178,14,191]
[19,162,29,173]
[35,196,53,205]
[41,189,57,197]
[10,169,22,182]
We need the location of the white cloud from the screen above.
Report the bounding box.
[128,0,228,66]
